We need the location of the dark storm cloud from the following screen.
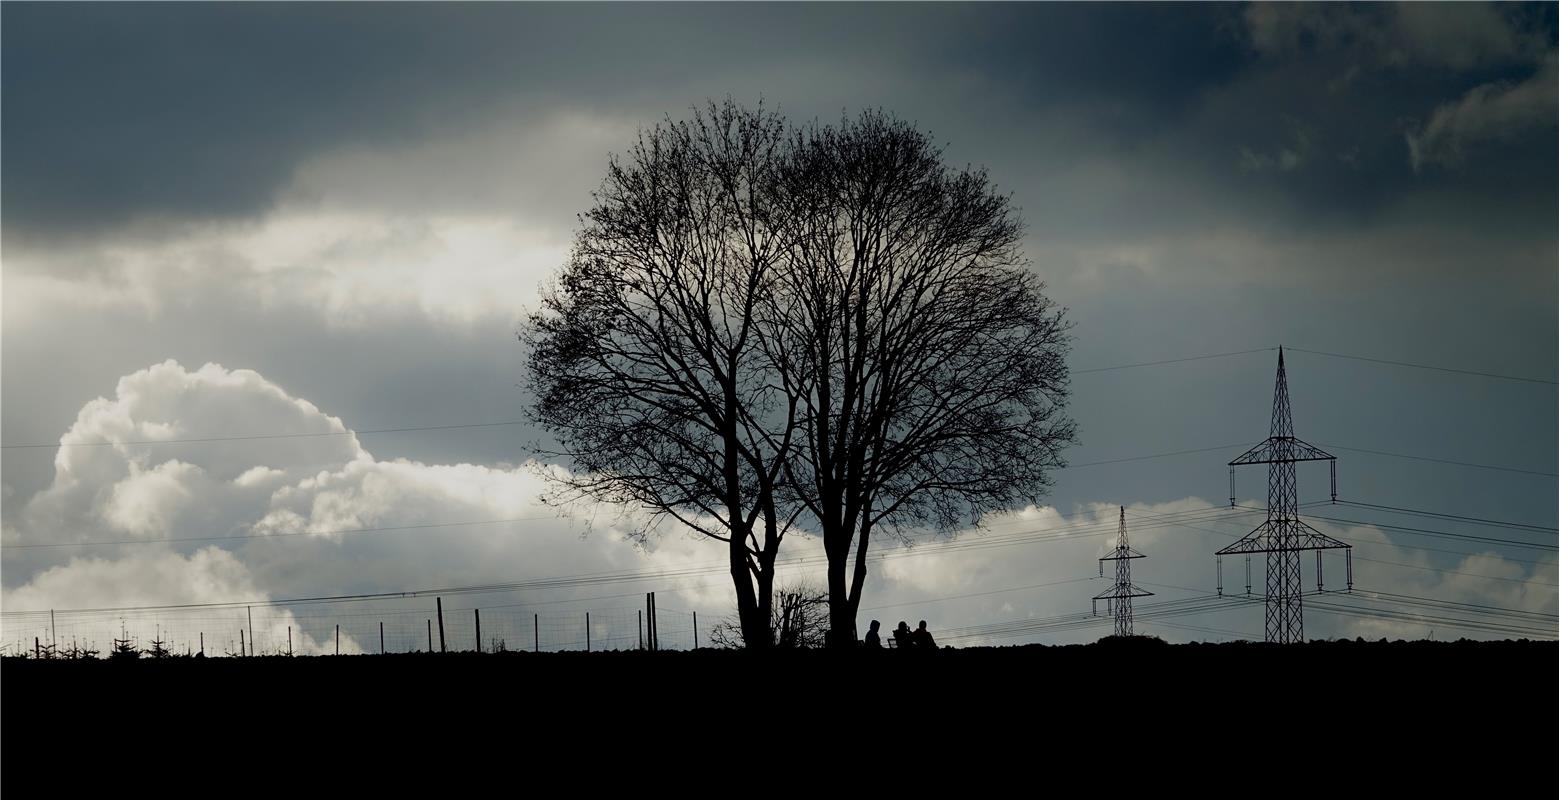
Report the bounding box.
[1217,4,1557,231]
[11,3,1552,260]
[942,3,1251,113]
[3,2,1004,238]
[5,3,1240,238]
[1,2,602,238]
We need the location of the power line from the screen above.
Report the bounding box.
[1230,503,1558,552]
[872,505,1254,559]
[55,496,1546,619]
[1072,347,1274,374]
[859,577,1096,612]
[1330,527,1551,567]
[7,498,1548,635]
[5,343,1548,455]
[18,499,1544,628]
[1347,554,1559,588]
[0,420,533,450]
[1297,509,1559,552]
[576,511,1556,625]
[1318,444,1557,478]
[0,346,1314,451]
[1146,507,1559,587]
[1285,346,1558,386]
[0,505,1255,615]
[1309,605,1553,640]
[1335,499,1558,534]
[2,491,1244,551]
[939,595,1264,643]
[1,515,565,550]
[1349,589,1559,623]
[1305,595,1557,640]
[1065,442,1255,469]
[937,592,1241,636]
[1136,506,1491,570]
[946,586,1555,644]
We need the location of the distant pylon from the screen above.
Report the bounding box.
[1093,506,1152,637]
[1218,347,1353,643]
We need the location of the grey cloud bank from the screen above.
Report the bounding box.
[8,3,1553,240]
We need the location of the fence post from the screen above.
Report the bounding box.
[240,629,246,658]
[533,613,539,653]
[380,621,385,655]
[693,611,698,650]
[247,606,254,657]
[436,597,446,653]
[474,609,482,654]
[50,610,56,649]
[288,625,293,656]
[200,632,204,656]
[638,610,643,650]
[427,619,433,652]
[586,612,591,653]
[34,637,39,659]
[335,624,340,656]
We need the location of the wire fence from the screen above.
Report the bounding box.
[0,595,705,658]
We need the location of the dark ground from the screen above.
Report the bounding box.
[3,639,1551,787]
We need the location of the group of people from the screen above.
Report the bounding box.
[862,619,937,650]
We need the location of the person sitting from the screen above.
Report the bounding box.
[892,621,914,650]
[864,620,883,649]
[912,620,938,650]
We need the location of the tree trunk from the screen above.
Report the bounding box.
[751,492,782,650]
[824,486,866,648]
[846,513,873,634]
[730,525,770,650]
[751,557,775,650]
[825,532,854,649]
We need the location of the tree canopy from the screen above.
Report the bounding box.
[524,101,1074,649]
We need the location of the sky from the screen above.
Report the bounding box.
[2,2,1555,653]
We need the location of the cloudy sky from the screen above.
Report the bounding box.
[3,3,1555,653]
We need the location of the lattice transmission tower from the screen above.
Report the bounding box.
[1093,506,1152,637]
[1218,347,1352,643]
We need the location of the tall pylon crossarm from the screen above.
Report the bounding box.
[1093,506,1153,638]
[1219,348,1350,643]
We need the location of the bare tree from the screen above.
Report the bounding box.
[708,581,829,650]
[768,111,1076,647]
[524,101,802,650]
[527,104,1073,651]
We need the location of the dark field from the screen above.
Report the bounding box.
[5,638,1551,767]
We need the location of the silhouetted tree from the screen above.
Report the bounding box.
[769,111,1075,647]
[774,585,829,649]
[145,633,172,659]
[110,637,139,661]
[708,581,829,650]
[62,640,99,660]
[527,103,1073,651]
[525,101,803,650]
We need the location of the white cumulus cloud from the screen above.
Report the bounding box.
[3,362,1552,653]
